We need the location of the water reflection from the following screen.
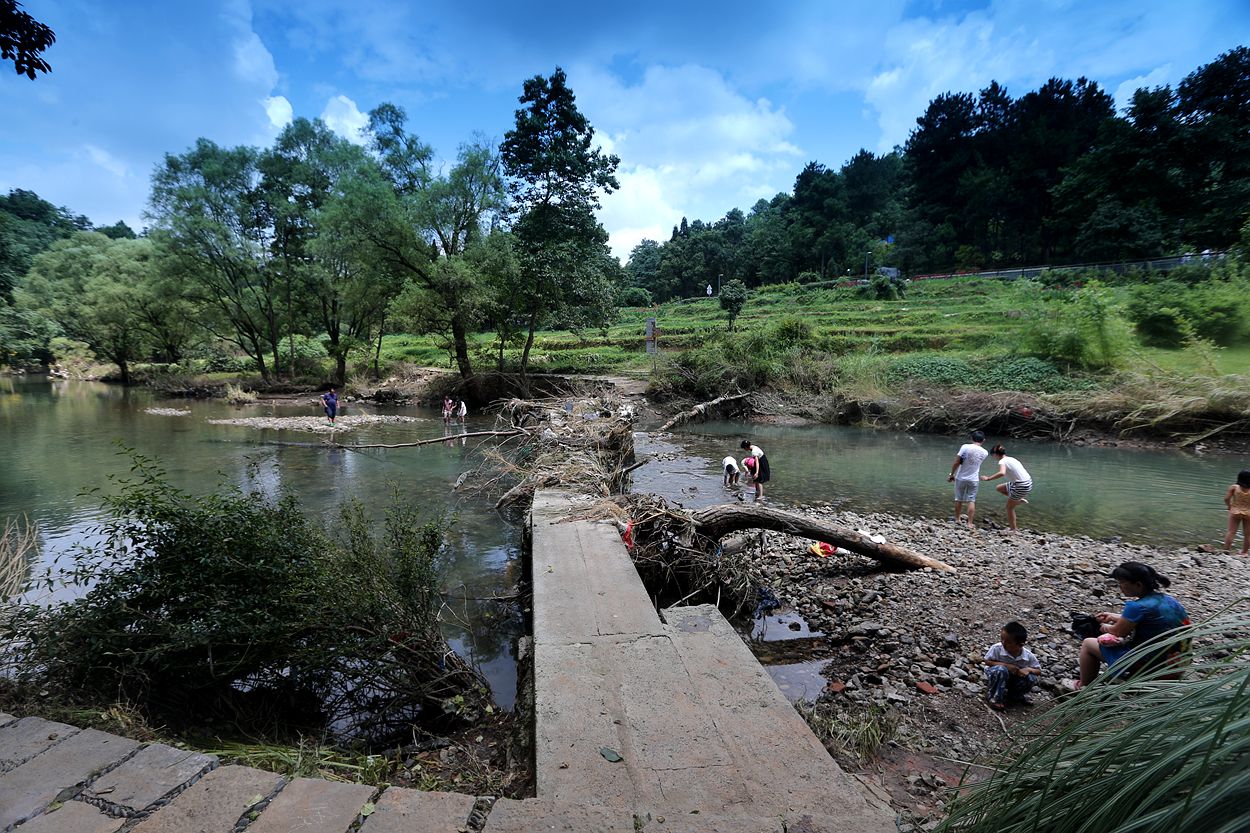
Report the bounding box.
[0,379,522,709]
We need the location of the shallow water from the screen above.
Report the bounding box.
[633,421,1247,548]
[0,378,521,708]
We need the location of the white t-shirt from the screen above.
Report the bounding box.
[955,443,988,480]
[984,642,1041,670]
[747,444,764,459]
[722,456,739,473]
[1000,455,1031,483]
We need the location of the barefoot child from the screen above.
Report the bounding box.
[983,621,1041,710]
[982,444,1032,530]
[722,455,740,487]
[1224,469,1250,555]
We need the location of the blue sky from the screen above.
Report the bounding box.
[2,0,1247,261]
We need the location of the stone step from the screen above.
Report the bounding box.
[83,742,216,814]
[129,764,283,833]
[0,716,80,772]
[245,776,375,833]
[6,800,124,833]
[358,786,477,833]
[0,727,139,830]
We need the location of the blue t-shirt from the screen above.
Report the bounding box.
[1103,592,1189,668]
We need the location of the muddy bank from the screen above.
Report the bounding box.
[742,500,1250,819]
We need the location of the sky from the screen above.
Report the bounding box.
[2,1,1248,262]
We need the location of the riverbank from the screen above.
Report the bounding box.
[745,500,1250,821]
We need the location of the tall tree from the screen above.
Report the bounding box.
[356,105,505,379]
[501,67,619,390]
[148,139,279,381]
[1,0,54,79]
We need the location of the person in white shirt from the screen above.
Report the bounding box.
[983,620,1041,710]
[947,430,988,529]
[739,440,770,501]
[721,455,740,487]
[982,444,1033,531]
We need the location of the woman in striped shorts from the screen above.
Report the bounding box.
[982,444,1032,531]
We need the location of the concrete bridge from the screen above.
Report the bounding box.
[0,489,894,832]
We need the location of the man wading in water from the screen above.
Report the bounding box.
[947,430,987,529]
[320,388,339,426]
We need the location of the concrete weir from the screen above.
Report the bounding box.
[0,489,894,833]
[524,489,896,831]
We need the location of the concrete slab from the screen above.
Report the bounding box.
[531,492,664,641]
[129,764,283,833]
[663,605,894,829]
[482,798,638,833]
[11,800,125,833]
[0,716,80,771]
[0,728,139,830]
[246,776,374,833]
[358,787,476,833]
[84,742,216,813]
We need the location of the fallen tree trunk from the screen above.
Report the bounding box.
[659,392,753,432]
[690,503,954,573]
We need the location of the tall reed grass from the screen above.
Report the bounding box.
[937,608,1250,833]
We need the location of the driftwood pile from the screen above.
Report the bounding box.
[582,493,953,617]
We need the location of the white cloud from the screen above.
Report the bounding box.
[264,95,294,129]
[321,95,369,144]
[1113,65,1173,112]
[83,145,127,178]
[574,64,802,261]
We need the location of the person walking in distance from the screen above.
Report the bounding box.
[320,388,339,426]
[947,430,988,529]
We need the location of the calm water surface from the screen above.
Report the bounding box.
[0,378,521,708]
[635,421,1247,547]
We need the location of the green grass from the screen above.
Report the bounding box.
[1135,343,1250,376]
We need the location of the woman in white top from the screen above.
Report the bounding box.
[981,444,1032,531]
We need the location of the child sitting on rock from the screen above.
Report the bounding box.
[983,621,1041,711]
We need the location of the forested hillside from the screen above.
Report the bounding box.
[625,47,1250,302]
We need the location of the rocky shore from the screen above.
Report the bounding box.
[748,503,1250,819]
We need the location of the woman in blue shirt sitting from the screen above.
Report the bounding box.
[1075,561,1190,689]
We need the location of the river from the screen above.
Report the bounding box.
[633,421,1246,548]
[0,377,521,709]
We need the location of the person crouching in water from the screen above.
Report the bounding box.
[740,440,770,501]
[722,455,740,488]
[983,620,1041,710]
[982,444,1032,530]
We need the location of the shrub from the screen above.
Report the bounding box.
[795,270,822,285]
[979,357,1071,393]
[771,317,814,350]
[887,354,975,387]
[1,461,488,739]
[617,286,653,308]
[1025,281,1132,369]
[223,382,256,405]
[1126,278,1250,347]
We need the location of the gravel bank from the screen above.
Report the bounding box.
[749,502,1250,819]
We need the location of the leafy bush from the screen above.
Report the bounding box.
[979,357,1073,393]
[616,286,653,307]
[1126,278,1250,347]
[887,354,975,387]
[771,317,815,350]
[857,275,907,300]
[1025,281,1132,369]
[795,270,822,285]
[277,334,329,375]
[2,461,487,739]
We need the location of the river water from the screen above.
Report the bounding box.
[633,421,1247,548]
[0,378,521,708]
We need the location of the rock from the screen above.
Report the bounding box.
[943,633,960,649]
[914,681,939,695]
